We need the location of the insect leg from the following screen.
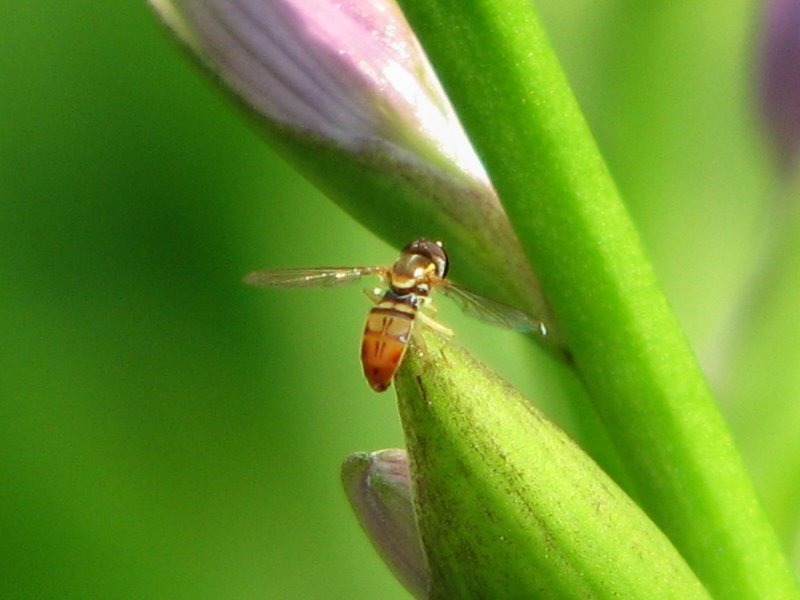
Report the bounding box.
[410,318,451,383]
[417,311,454,338]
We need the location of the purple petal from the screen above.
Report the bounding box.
[150,0,488,183]
[341,449,429,599]
[759,0,800,172]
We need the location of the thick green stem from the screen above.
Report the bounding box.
[394,0,798,597]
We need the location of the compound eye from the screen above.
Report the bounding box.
[425,240,448,278]
[402,238,448,278]
[435,242,449,278]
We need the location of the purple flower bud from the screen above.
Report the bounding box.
[341,449,428,598]
[149,0,488,184]
[149,0,555,340]
[759,0,800,173]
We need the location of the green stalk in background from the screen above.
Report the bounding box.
[724,199,800,549]
[394,0,798,597]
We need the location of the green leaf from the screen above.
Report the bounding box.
[394,331,710,599]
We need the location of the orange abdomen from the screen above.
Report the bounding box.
[361,303,416,392]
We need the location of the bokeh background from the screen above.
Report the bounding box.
[2,1,797,598]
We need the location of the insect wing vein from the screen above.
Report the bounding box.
[439,282,540,333]
[243,266,385,289]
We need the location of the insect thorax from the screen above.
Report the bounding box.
[382,288,425,310]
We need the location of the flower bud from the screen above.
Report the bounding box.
[150,0,486,183]
[341,449,428,599]
[149,0,556,344]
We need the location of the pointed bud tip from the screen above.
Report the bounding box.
[149,0,488,183]
[341,449,428,599]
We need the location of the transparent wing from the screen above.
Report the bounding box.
[439,281,544,333]
[243,266,386,289]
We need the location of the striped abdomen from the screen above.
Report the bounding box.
[361,291,419,392]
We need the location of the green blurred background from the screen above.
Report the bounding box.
[2,1,796,598]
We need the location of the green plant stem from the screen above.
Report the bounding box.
[394,0,798,597]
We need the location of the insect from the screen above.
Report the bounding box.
[244,238,543,392]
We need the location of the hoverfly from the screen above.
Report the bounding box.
[244,238,543,392]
